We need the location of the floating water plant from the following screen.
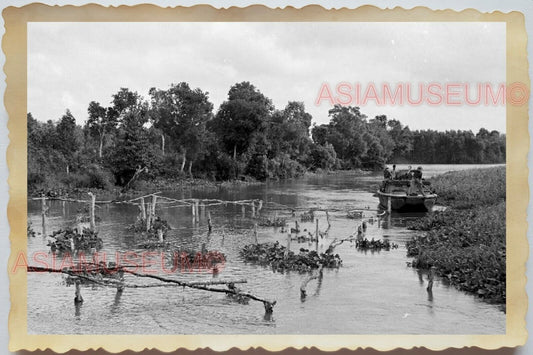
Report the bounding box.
[47,228,103,253]
[300,209,315,222]
[257,216,287,227]
[355,237,398,251]
[240,241,342,273]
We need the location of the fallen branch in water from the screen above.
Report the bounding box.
[27,265,275,313]
[122,268,276,313]
[300,265,324,300]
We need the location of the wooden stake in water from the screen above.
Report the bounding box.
[74,279,83,304]
[254,223,258,244]
[427,267,435,293]
[192,202,196,223]
[140,198,146,222]
[88,192,96,231]
[151,195,158,220]
[195,200,200,224]
[207,211,212,233]
[315,219,319,251]
[251,202,256,218]
[146,202,152,231]
[41,195,47,237]
[241,204,245,219]
[117,268,125,293]
[285,233,291,259]
[387,196,392,213]
[200,202,205,220]
[157,229,164,242]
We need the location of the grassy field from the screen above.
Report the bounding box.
[406,166,506,305]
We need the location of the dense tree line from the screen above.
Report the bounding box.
[27,81,506,192]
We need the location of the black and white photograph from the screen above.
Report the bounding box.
[19,15,514,340]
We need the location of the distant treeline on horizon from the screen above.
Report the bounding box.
[28,81,506,192]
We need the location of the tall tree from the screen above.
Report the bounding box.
[149,82,213,176]
[55,109,80,174]
[86,101,118,159]
[109,88,154,185]
[211,82,273,159]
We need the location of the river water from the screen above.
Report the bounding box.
[26,164,505,334]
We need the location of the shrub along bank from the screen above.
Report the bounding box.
[406,166,506,305]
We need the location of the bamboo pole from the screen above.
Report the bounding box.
[41,195,47,237]
[192,202,196,223]
[253,223,258,244]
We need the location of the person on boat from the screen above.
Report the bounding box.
[383,166,392,180]
[408,166,426,196]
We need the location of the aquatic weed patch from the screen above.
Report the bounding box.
[356,238,398,251]
[257,216,287,227]
[47,228,104,252]
[240,242,342,273]
[430,166,505,209]
[406,178,506,304]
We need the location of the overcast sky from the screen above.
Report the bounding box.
[28,22,506,132]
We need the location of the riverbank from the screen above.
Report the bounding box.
[29,168,378,199]
[406,166,506,306]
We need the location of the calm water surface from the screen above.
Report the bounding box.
[27,164,505,334]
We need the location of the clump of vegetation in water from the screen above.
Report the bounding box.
[240,242,342,273]
[27,225,36,238]
[406,167,506,304]
[129,215,171,238]
[64,261,123,286]
[300,209,315,222]
[47,228,103,253]
[257,216,287,227]
[356,238,398,251]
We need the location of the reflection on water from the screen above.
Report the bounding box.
[27,164,505,334]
